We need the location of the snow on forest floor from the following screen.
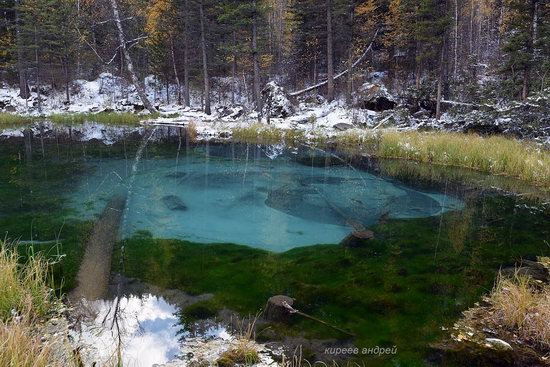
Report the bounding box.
[1,73,550,147]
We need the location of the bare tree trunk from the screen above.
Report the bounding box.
[232,31,237,105]
[64,57,71,103]
[34,26,42,114]
[15,0,29,99]
[436,38,446,119]
[170,37,182,104]
[522,0,538,101]
[109,0,156,113]
[183,0,190,107]
[326,0,334,102]
[453,0,459,80]
[199,0,211,115]
[252,0,262,112]
[346,2,354,105]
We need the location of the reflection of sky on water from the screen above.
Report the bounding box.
[75,293,233,366]
[77,294,181,367]
[75,294,223,367]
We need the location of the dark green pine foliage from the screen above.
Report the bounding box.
[289,0,354,87]
[413,0,450,78]
[501,0,539,100]
[533,1,550,93]
[16,0,77,93]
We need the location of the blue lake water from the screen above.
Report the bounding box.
[68,150,463,252]
[1,126,549,367]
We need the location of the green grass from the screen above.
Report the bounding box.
[0,113,32,126]
[48,111,148,125]
[0,111,159,127]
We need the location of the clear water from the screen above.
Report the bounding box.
[68,152,463,252]
[1,125,548,366]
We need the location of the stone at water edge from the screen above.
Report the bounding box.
[340,230,375,248]
[501,259,549,284]
[485,338,513,351]
[264,295,295,323]
[333,123,355,131]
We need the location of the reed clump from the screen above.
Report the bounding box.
[232,126,550,188]
[186,120,198,142]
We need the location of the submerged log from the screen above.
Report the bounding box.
[340,230,375,247]
[264,295,294,323]
[70,195,127,302]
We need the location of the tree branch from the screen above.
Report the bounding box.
[290,28,380,97]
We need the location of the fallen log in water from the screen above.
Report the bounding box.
[70,195,127,302]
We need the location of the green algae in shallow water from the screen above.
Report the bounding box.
[0,144,96,291]
[0,128,549,366]
[117,194,550,366]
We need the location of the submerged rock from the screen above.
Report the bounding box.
[165,172,188,179]
[340,230,375,247]
[162,195,188,211]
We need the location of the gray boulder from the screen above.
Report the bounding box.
[261,81,295,118]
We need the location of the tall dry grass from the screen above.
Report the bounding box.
[0,320,55,367]
[0,241,53,320]
[231,126,550,188]
[0,240,71,367]
[377,131,550,187]
[490,270,550,349]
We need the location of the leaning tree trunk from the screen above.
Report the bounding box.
[252,0,262,112]
[109,0,156,113]
[199,0,211,115]
[326,0,334,102]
